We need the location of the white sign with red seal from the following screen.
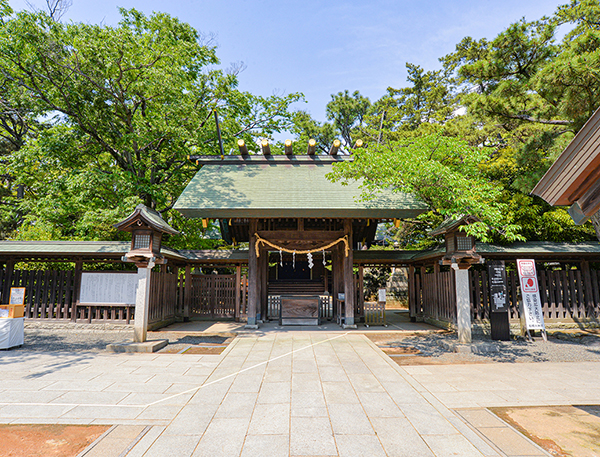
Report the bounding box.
[516,259,545,331]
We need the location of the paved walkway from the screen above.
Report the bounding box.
[1,332,599,456]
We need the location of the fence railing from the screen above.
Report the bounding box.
[412,264,600,323]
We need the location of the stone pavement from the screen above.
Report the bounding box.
[1,332,599,456]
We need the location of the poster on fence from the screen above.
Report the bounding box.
[79,272,139,305]
[516,259,545,331]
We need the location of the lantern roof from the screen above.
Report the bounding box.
[114,204,180,235]
[428,215,481,237]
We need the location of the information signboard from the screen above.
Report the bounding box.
[9,287,25,306]
[516,259,546,337]
[487,260,508,313]
[79,272,139,305]
[487,260,510,340]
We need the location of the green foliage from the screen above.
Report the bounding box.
[324,0,600,245]
[374,63,456,135]
[289,111,337,154]
[0,7,300,245]
[329,133,522,242]
[326,90,371,150]
[362,267,390,301]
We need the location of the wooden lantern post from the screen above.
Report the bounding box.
[430,216,483,344]
[115,204,180,342]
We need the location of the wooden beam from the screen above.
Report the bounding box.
[256,230,345,242]
[329,139,341,156]
[307,138,316,155]
[238,139,249,155]
[571,176,600,221]
[284,139,293,155]
[261,139,271,155]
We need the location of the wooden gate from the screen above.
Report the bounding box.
[190,274,237,319]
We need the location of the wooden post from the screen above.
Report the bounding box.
[581,260,594,318]
[2,259,15,304]
[235,265,241,322]
[358,265,364,319]
[184,265,192,321]
[284,139,293,155]
[247,219,259,328]
[256,247,263,321]
[433,262,440,321]
[242,273,247,316]
[343,219,356,327]
[418,266,426,321]
[72,258,83,322]
[332,243,343,321]
[260,246,269,320]
[408,265,416,321]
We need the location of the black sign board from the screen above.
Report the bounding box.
[488,260,508,313]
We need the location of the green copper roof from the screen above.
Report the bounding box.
[0,241,187,261]
[175,157,428,219]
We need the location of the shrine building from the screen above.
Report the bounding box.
[174,148,427,328]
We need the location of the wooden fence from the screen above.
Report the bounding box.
[148,269,181,325]
[1,269,76,320]
[412,262,600,324]
[0,266,183,325]
[189,274,238,319]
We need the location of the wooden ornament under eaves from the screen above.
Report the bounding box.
[114,204,180,266]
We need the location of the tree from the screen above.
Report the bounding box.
[336,0,599,247]
[0,7,300,242]
[289,111,337,154]
[328,134,522,242]
[375,63,456,135]
[326,90,371,151]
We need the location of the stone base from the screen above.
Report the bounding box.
[342,324,357,329]
[106,339,168,353]
[244,324,259,330]
[439,340,499,354]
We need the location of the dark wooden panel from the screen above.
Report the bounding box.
[280,296,319,319]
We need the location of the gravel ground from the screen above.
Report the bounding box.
[368,331,600,364]
[4,322,600,364]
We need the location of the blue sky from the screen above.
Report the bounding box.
[10,0,566,123]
